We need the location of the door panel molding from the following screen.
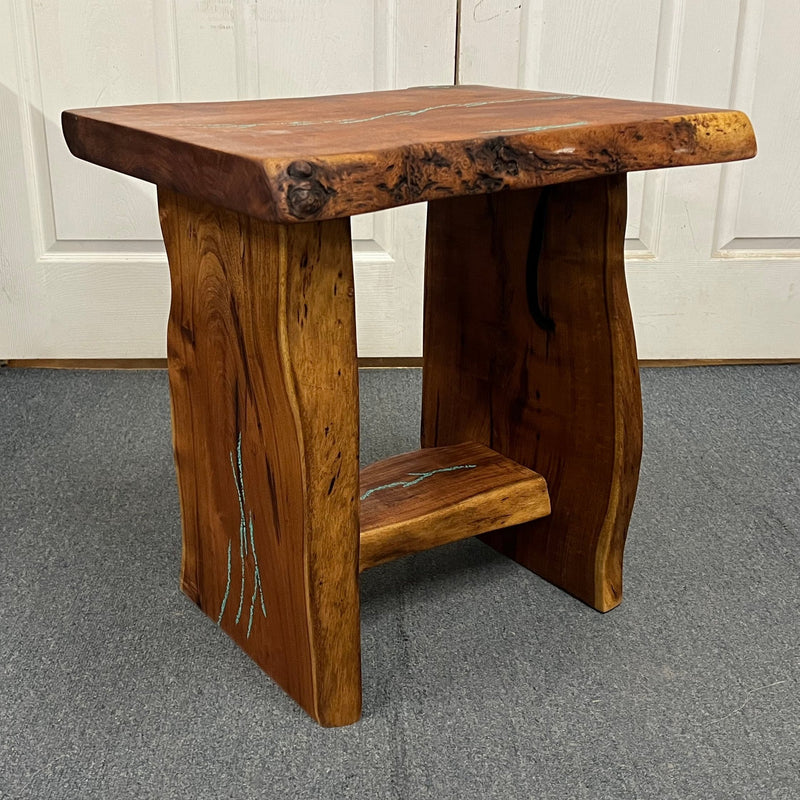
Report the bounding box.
[1,0,457,358]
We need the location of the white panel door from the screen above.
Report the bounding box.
[459,0,800,359]
[0,0,456,359]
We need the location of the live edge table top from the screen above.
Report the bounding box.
[62,84,756,224]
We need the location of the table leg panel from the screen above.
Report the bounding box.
[159,188,361,725]
[422,175,642,611]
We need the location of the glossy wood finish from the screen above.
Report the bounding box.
[359,442,551,571]
[159,187,361,726]
[422,174,642,612]
[61,85,759,725]
[62,85,755,223]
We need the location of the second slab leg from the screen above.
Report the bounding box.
[421,175,642,612]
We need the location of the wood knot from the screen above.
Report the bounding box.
[287,160,314,179]
[282,160,336,219]
[287,183,328,217]
[486,139,521,176]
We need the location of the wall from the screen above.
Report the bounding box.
[1,0,797,359]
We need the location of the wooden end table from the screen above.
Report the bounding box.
[62,86,755,726]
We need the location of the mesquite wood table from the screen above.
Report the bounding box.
[62,86,755,726]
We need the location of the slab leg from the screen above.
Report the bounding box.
[158,188,361,726]
[421,175,642,612]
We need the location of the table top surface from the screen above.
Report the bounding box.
[62,85,756,223]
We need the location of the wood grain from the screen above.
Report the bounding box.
[421,174,642,612]
[62,85,756,223]
[159,187,361,726]
[359,441,551,571]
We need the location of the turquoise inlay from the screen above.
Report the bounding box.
[227,435,246,624]
[232,435,247,624]
[360,464,477,501]
[479,120,589,135]
[247,587,256,638]
[190,94,581,131]
[216,539,232,625]
[237,434,248,557]
[247,512,267,639]
[287,95,579,128]
[249,512,266,618]
[221,431,268,634]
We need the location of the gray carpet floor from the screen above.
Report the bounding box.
[1,366,798,800]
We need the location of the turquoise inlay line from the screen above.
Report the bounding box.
[221,431,268,634]
[249,512,267,618]
[230,445,246,579]
[360,464,477,501]
[189,95,581,130]
[237,433,248,557]
[479,120,589,135]
[247,512,267,638]
[216,539,232,625]
[287,95,579,127]
[247,585,256,638]
[229,434,247,625]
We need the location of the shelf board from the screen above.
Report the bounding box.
[359,441,550,571]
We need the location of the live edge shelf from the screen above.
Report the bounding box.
[62,85,756,727]
[360,442,550,572]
